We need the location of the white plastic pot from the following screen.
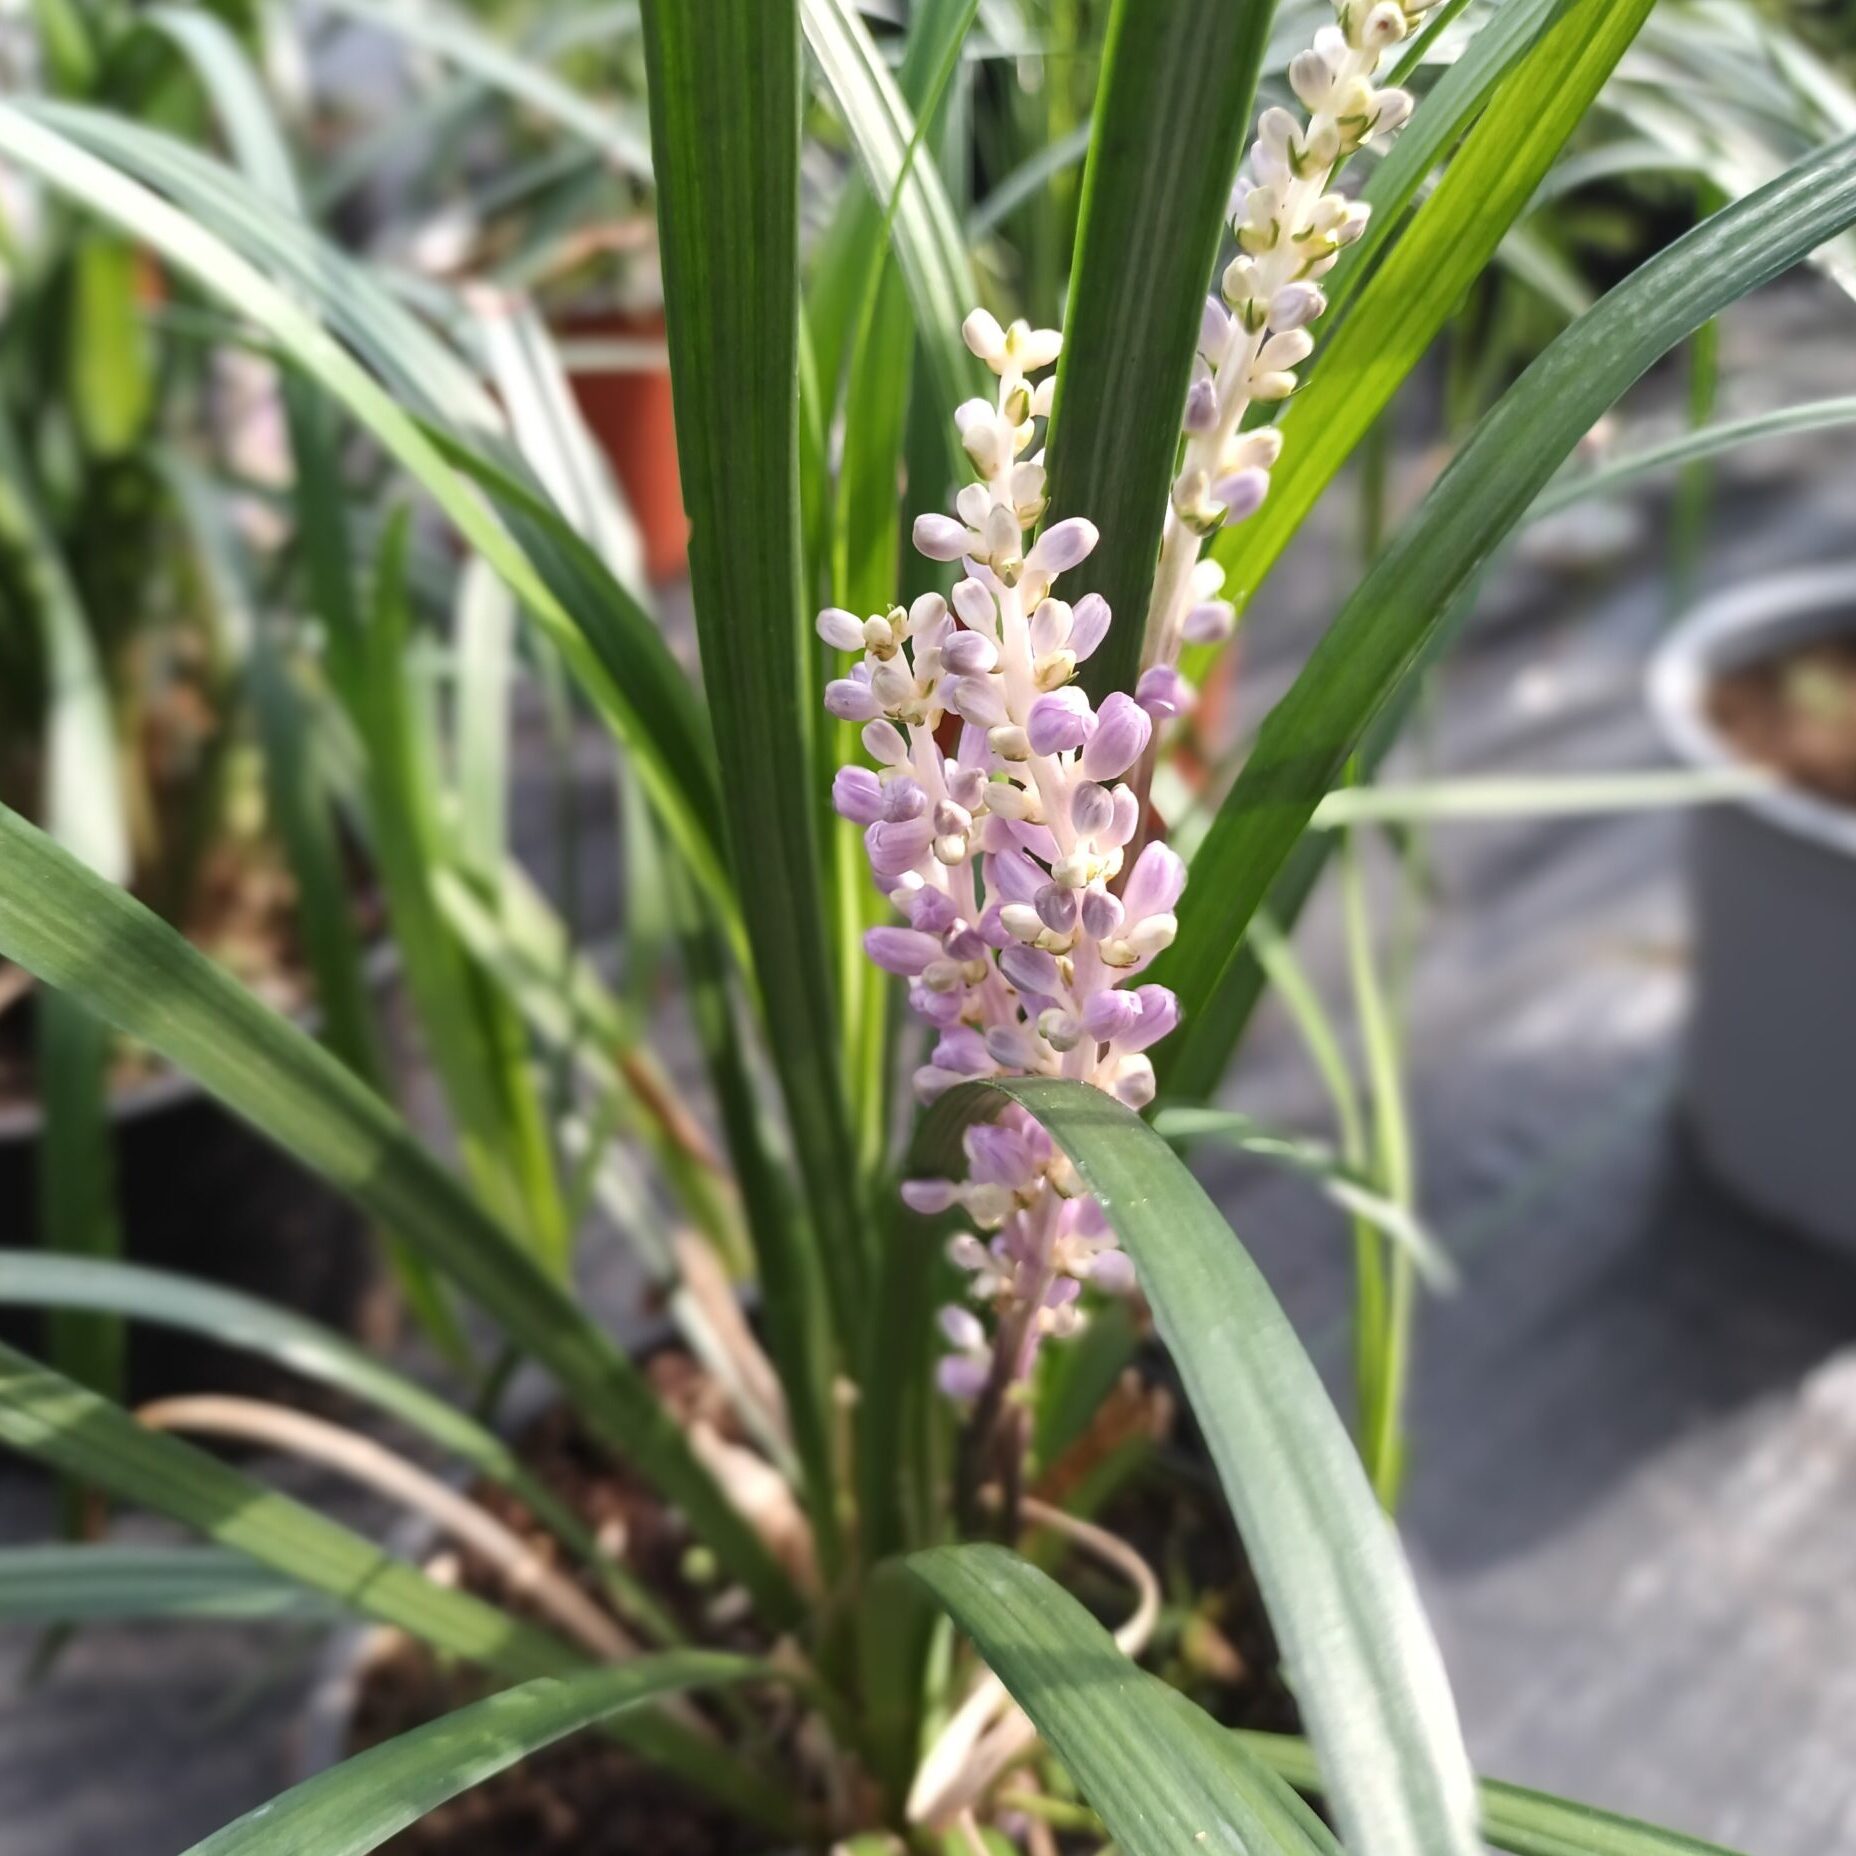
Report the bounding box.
[1648,565,1856,1253]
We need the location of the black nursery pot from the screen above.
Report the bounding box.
[0,1058,385,1403]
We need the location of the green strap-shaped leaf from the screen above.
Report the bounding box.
[1154,130,1856,1097]
[1236,1732,1751,1856]
[0,1545,328,1623]
[1211,0,1656,608]
[0,1341,783,1819]
[1320,0,1569,325]
[0,1248,674,1636]
[0,803,798,1624]
[640,0,855,1517]
[922,1078,1480,1856]
[182,1656,763,1856]
[911,1545,1334,1856]
[800,0,984,432]
[1044,0,1274,704]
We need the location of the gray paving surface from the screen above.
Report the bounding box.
[5,278,1856,1851]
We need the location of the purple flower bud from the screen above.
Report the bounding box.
[825,676,884,722]
[1071,782,1114,838]
[984,1023,1038,1069]
[947,676,1007,728]
[862,719,909,765]
[911,984,964,1028]
[932,1027,991,1075]
[986,847,1046,905]
[1136,665,1191,722]
[1027,687,1094,756]
[1181,600,1236,645]
[901,1178,958,1214]
[978,813,1017,855]
[1123,841,1186,921]
[1000,944,1063,997]
[1069,593,1112,663]
[976,903,1014,949]
[1199,294,1232,361]
[902,886,958,933]
[945,924,988,962]
[1008,820,1061,865]
[1028,518,1098,577]
[937,1353,991,1401]
[914,513,975,562]
[1270,282,1327,331]
[1213,467,1271,523]
[816,605,866,650]
[932,762,975,811]
[1090,1249,1138,1294]
[865,926,945,976]
[1035,883,1078,933]
[1080,885,1124,940]
[1080,991,1141,1042]
[865,817,934,879]
[882,777,928,821]
[1184,377,1218,434]
[942,630,999,676]
[832,766,885,824]
[1120,984,1181,1052]
[966,1124,1036,1189]
[1081,692,1153,782]
[1106,783,1141,848]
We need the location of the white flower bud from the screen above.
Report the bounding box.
[1127,912,1178,958]
[915,514,975,561]
[985,781,1042,823]
[1369,87,1414,138]
[962,307,1006,367]
[952,577,997,632]
[1038,1007,1081,1053]
[988,725,1031,762]
[1011,324,1063,371]
[816,606,865,651]
[999,903,1045,943]
[1290,47,1337,113]
[956,482,992,528]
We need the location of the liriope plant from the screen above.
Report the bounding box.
[0,0,1852,1852]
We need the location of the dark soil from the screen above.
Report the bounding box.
[1709,634,1856,807]
[345,1353,1295,1855]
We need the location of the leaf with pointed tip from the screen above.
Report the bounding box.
[0,802,798,1624]
[920,1077,1480,1856]
[183,1657,765,1856]
[1154,131,1856,1097]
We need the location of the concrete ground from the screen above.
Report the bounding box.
[4,278,1856,1852]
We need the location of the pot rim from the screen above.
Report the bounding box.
[1647,562,1856,860]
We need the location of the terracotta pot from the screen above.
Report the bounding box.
[558,311,688,585]
[1648,565,1856,1253]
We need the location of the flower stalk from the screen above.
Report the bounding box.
[1140,0,1442,684]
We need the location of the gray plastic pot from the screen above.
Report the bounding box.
[1648,564,1856,1253]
